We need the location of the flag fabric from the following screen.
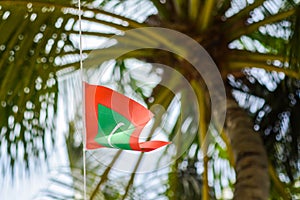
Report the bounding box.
[84,82,170,152]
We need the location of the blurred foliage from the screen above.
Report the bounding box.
[0,0,76,179]
[1,0,300,199]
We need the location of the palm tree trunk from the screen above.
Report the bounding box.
[224,95,270,200]
[187,53,270,199]
[201,58,270,199]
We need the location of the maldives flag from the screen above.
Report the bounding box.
[84,82,170,152]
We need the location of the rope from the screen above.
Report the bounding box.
[78,0,87,199]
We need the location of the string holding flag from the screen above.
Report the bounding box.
[84,82,171,152]
[77,1,87,199]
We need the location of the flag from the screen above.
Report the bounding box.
[84,82,170,152]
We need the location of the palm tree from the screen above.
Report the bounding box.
[0,0,299,199]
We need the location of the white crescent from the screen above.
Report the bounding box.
[107,122,125,148]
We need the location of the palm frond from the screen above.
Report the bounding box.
[0,0,158,181]
[0,0,79,181]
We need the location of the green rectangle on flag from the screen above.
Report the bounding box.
[95,104,134,150]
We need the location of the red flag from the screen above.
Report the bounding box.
[84,82,170,152]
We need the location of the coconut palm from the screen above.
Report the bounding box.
[0,0,299,200]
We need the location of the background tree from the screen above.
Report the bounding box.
[0,0,299,199]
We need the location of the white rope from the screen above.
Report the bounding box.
[78,0,87,199]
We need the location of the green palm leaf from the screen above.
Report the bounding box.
[1,0,300,199]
